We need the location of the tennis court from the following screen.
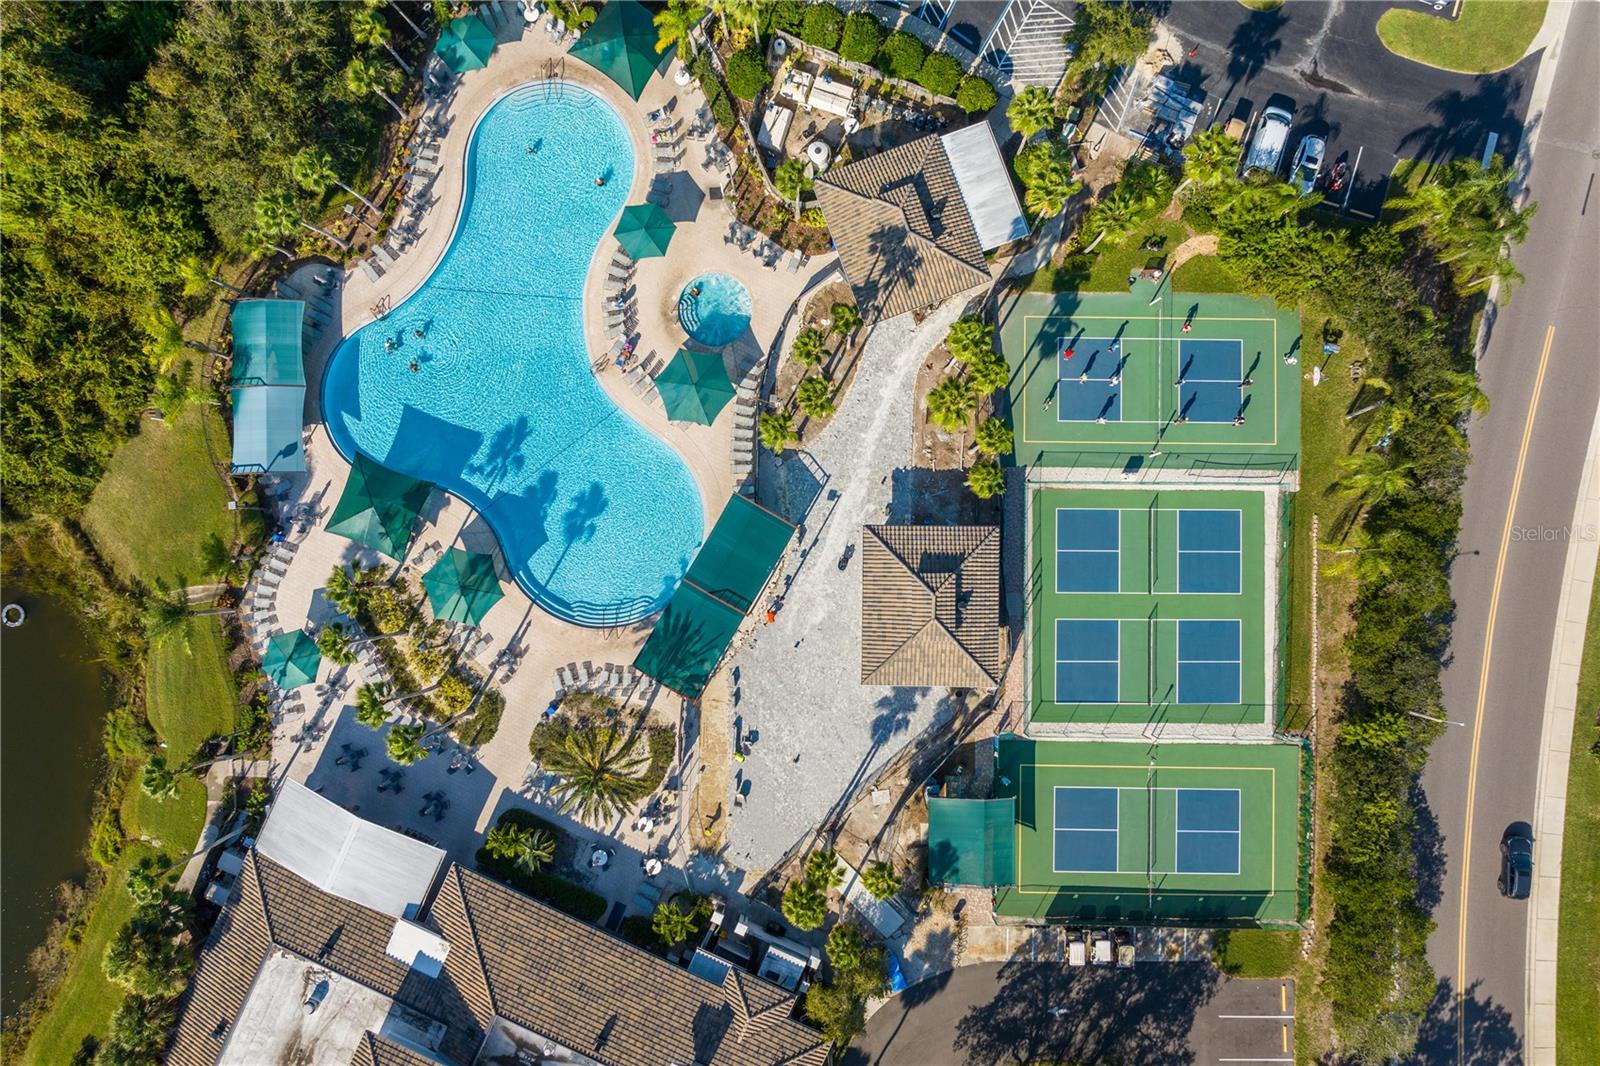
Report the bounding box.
[1032,487,1274,726]
[994,737,1302,924]
[1001,289,1302,469]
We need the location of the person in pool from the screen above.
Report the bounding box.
[595,176,605,186]
[689,286,701,298]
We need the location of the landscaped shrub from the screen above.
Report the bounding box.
[619,914,662,953]
[475,810,607,923]
[709,89,735,128]
[955,74,998,114]
[725,49,770,100]
[760,0,804,35]
[916,51,962,97]
[453,689,504,746]
[876,30,926,81]
[839,11,885,63]
[801,3,844,50]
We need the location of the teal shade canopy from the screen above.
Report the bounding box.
[567,0,668,100]
[326,453,435,559]
[263,630,322,689]
[613,202,677,259]
[435,14,496,73]
[655,349,734,425]
[423,548,505,625]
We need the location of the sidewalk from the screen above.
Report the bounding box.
[1524,383,1600,1064]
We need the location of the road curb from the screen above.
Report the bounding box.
[1523,384,1600,1065]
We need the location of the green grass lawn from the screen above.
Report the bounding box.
[1376,0,1547,74]
[146,616,238,761]
[1556,557,1600,1063]
[1030,219,1190,295]
[80,401,236,591]
[1171,253,1241,294]
[1214,929,1300,977]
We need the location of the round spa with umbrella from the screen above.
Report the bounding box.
[654,348,735,425]
[263,631,323,690]
[613,202,676,260]
[423,548,505,626]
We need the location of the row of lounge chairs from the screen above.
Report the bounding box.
[554,661,660,705]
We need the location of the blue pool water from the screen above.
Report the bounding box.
[677,272,752,347]
[322,84,705,625]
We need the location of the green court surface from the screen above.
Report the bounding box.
[1028,486,1275,727]
[994,737,1302,925]
[998,287,1302,471]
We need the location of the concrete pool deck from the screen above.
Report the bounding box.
[257,23,836,879]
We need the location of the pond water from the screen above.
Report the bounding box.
[0,585,113,1020]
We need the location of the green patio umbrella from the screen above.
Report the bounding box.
[326,452,435,559]
[263,631,322,689]
[434,14,496,74]
[423,548,504,625]
[655,349,735,425]
[567,0,667,100]
[613,202,677,259]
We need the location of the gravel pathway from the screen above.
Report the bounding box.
[722,300,970,875]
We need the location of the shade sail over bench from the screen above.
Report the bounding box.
[634,495,795,696]
[326,452,435,559]
[229,299,306,473]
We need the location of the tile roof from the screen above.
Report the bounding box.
[860,525,1002,688]
[432,866,830,1066]
[813,133,993,321]
[350,1032,446,1066]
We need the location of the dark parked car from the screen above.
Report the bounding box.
[1499,823,1534,899]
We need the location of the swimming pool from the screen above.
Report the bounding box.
[322,84,705,626]
[677,272,752,347]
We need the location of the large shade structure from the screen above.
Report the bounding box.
[229,300,306,473]
[613,202,676,259]
[263,631,322,689]
[655,349,735,425]
[326,452,435,559]
[567,0,667,100]
[423,548,504,625]
[435,14,496,74]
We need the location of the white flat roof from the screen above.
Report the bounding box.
[255,779,445,917]
[941,122,1029,251]
[757,103,794,153]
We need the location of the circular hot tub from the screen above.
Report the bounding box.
[677,272,752,348]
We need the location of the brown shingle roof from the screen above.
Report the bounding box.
[432,866,829,1066]
[813,133,993,321]
[861,525,1002,688]
[167,854,483,1066]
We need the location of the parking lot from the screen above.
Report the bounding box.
[1160,1,1540,217]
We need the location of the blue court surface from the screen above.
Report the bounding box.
[1055,619,1120,703]
[1056,508,1120,593]
[1175,788,1242,875]
[1053,786,1120,872]
[1177,619,1241,704]
[1050,785,1243,874]
[1175,338,1244,424]
[1178,510,1242,594]
[1056,336,1125,422]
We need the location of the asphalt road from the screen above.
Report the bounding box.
[1416,3,1600,1063]
[1160,1,1538,216]
[844,961,1295,1066]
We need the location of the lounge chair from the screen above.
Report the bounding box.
[371,243,398,268]
[358,259,382,283]
[606,264,632,281]
[605,322,623,339]
[602,279,625,294]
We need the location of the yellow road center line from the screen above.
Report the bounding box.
[1456,323,1555,1061]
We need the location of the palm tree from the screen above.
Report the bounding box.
[1390,156,1536,294]
[351,7,412,74]
[974,417,1014,456]
[485,822,533,861]
[1181,126,1243,196]
[125,856,175,906]
[325,562,370,616]
[830,302,862,340]
[386,723,429,765]
[366,0,424,40]
[520,828,557,870]
[1432,370,1490,420]
[796,375,835,419]
[1081,187,1146,250]
[1214,171,1306,227]
[926,376,976,430]
[292,147,380,214]
[792,327,827,368]
[143,591,192,653]
[652,897,701,946]
[861,861,901,901]
[967,353,1011,394]
[542,726,651,825]
[345,56,405,118]
[140,757,180,800]
[805,847,845,889]
[1024,165,1081,217]
[1336,452,1415,510]
[152,370,209,422]
[317,623,357,666]
[139,307,187,372]
[826,923,868,971]
[967,458,1005,499]
[1006,86,1057,139]
[654,0,706,56]
[781,877,828,930]
[355,684,391,729]
[255,189,349,252]
[709,0,758,45]
[243,224,296,260]
[945,315,993,364]
[759,409,799,453]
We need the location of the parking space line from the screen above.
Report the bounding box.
[1340,146,1363,213]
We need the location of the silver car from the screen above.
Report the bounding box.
[1290,135,1326,196]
